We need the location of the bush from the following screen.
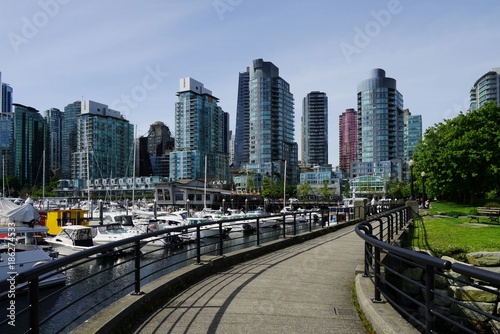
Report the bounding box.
[484,202,500,208]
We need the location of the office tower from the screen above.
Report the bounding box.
[61,101,81,179]
[403,109,422,161]
[139,121,175,177]
[44,108,63,178]
[469,68,500,111]
[13,103,48,187]
[357,69,404,163]
[71,100,134,181]
[2,84,13,113]
[339,108,358,174]
[169,78,230,182]
[233,70,250,168]
[301,91,328,166]
[237,58,298,184]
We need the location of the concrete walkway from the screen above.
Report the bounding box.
[130,226,368,334]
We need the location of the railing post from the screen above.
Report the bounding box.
[256,217,260,246]
[282,213,286,238]
[131,240,143,295]
[373,244,383,302]
[308,212,312,232]
[293,213,297,235]
[218,222,223,256]
[425,264,436,333]
[387,215,392,244]
[196,226,201,264]
[29,277,40,334]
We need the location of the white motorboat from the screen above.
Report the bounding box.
[244,209,280,229]
[91,223,145,253]
[126,221,182,249]
[182,217,232,241]
[45,225,97,256]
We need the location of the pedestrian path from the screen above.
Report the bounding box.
[131,226,368,334]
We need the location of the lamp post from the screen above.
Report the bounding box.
[409,159,415,200]
[421,171,426,207]
[222,198,225,213]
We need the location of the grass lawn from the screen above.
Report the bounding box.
[403,201,500,261]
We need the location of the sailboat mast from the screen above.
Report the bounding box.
[132,124,136,207]
[204,155,207,209]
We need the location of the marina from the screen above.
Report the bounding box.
[0,207,336,333]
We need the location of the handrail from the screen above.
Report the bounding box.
[355,207,500,334]
[0,208,339,333]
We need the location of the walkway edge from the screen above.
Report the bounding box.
[72,222,356,334]
[355,273,420,334]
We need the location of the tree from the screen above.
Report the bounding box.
[298,182,313,200]
[317,180,333,201]
[412,103,500,203]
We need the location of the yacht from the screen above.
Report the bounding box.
[45,225,97,256]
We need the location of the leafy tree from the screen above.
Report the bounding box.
[412,103,500,203]
[317,180,333,200]
[385,178,406,200]
[261,175,280,199]
[298,182,313,200]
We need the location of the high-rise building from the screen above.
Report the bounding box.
[339,108,358,174]
[357,69,404,164]
[139,121,175,177]
[44,108,63,177]
[61,101,81,179]
[403,109,422,161]
[13,103,48,187]
[72,100,134,181]
[169,78,230,182]
[1,84,13,113]
[469,68,500,111]
[301,91,328,166]
[233,70,250,168]
[236,59,298,184]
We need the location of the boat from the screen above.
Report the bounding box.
[0,199,67,295]
[126,221,182,249]
[45,225,98,256]
[91,223,146,253]
[244,209,280,229]
[280,206,308,224]
[182,217,232,241]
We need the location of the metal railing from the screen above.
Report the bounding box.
[0,209,343,334]
[355,207,500,334]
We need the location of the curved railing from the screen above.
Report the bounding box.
[355,207,500,334]
[0,209,343,334]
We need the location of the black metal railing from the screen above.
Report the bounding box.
[1,209,348,334]
[355,207,500,334]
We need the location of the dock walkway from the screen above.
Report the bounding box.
[130,226,368,334]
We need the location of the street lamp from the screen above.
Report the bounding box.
[222,198,225,213]
[409,159,415,200]
[421,171,426,207]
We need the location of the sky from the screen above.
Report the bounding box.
[1,0,499,167]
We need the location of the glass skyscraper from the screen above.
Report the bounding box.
[403,109,422,162]
[469,68,500,111]
[236,59,298,184]
[139,121,174,177]
[169,78,229,182]
[61,101,81,179]
[357,69,404,164]
[72,100,134,181]
[233,70,250,168]
[13,103,48,187]
[44,108,63,178]
[301,91,328,166]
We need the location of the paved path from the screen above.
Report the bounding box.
[131,226,367,334]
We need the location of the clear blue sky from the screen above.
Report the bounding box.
[1,0,499,166]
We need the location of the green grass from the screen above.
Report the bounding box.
[404,201,500,261]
